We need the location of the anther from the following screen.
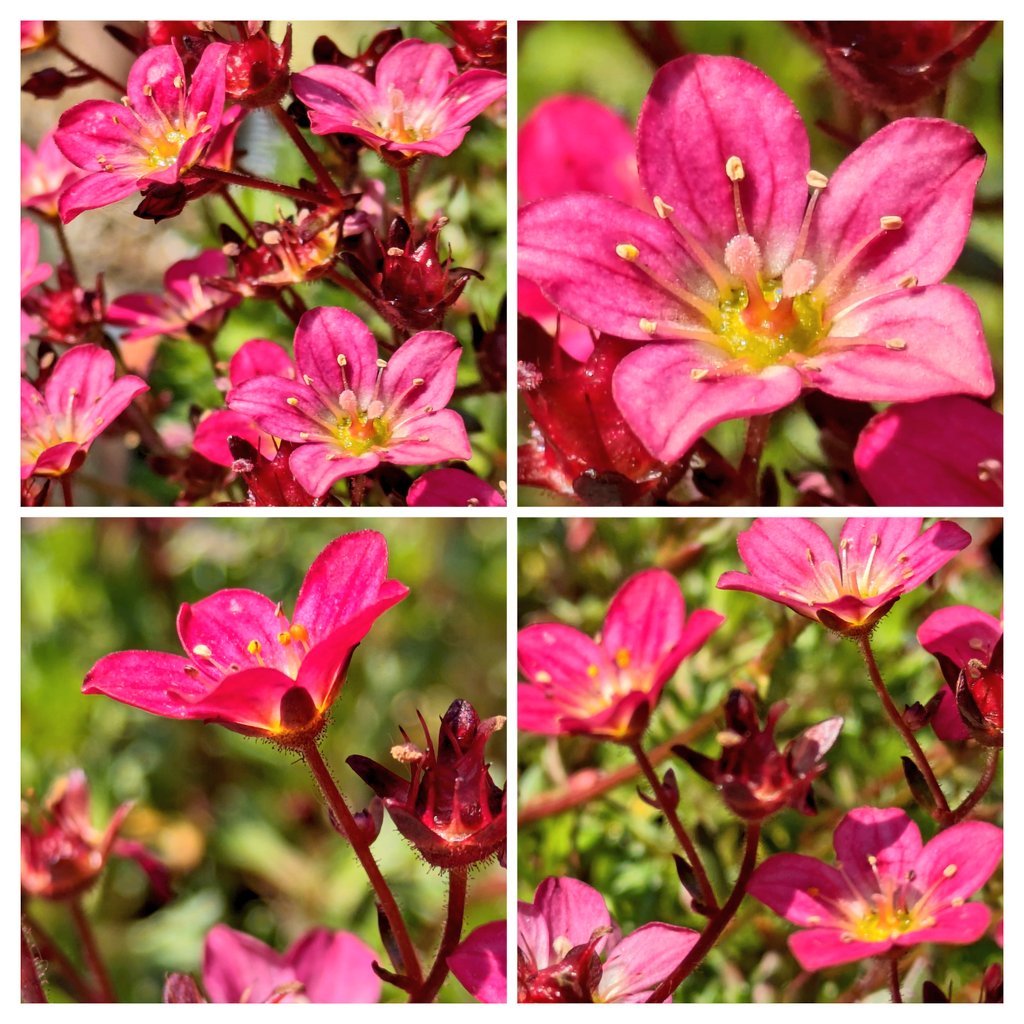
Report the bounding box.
[286,397,299,406]
[951,897,964,907]
[806,549,815,565]
[726,156,745,181]
[173,75,183,88]
[386,246,404,256]
[337,354,347,367]
[943,864,958,878]
[652,195,674,219]
[302,374,314,386]
[880,216,903,231]
[899,275,918,288]
[262,230,282,246]
[690,368,709,381]
[586,665,600,679]
[639,318,658,334]
[376,358,388,369]
[412,378,425,386]
[192,644,213,658]
[143,85,153,97]
[299,432,310,440]
[806,170,829,189]
[969,637,988,651]
[289,623,309,643]
[885,338,907,351]
[614,648,631,668]
[534,670,552,684]
[615,243,639,262]
[278,631,292,645]
[807,915,821,924]
[247,640,261,655]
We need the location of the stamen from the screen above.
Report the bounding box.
[192,644,213,658]
[725,156,748,235]
[943,864,957,878]
[615,243,639,261]
[639,318,658,334]
[286,397,299,406]
[653,196,734,293]
[791,170,828,262]
[885,338,907,351]
[614,244,720,323]
[534,670,552,684]
[690,368,710,381]
[652,195,673,219]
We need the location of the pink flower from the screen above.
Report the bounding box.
[293,38,506,159]
[106,250,240,344]
[21,129,84,218]
[82,532,408,748]
[21,345,148,479]
[21,20,57,52]
[21,769,170,902]
[748,806,1002,970]
[183,924,381,1003]
[227,307,471,498]
[518,877,699,1002]
[407,468,505,507]
[718,517,971,635]
[519,569,723,741]
[918,605,1002,746]
[20,219,51,296]
[54,43,230,222]
[449,920,506,1003]
[854,396,1002,506]
[520,55,993,464]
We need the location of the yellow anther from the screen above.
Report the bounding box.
[615,243,639,262]
[289,623,309,644]
[899,275,918,288]
[614,648,631,669]
[286,397,299,406]
[885,338,907,351]
[806,915,821,925]
[951,897,964,907]
[192,644,213,658]
[867,854,878,866]
[534,670,552,684]
[337,354,347,367]
[726,155,745,181]
[299,432,310,440]
[143,84,153,97]
[806,548,815,564]
[173,75,183,88]
[639,318,658,334]
[880,215,903,231]
[386,246,404,256]
[278,631,292,645]
[943,864,958,878]
[247,639,261,655]
[806,170,829,189]
[376,358,388,369]
[302,374,314,386]
[412,378,425,386]
[652,195,674,219]
[690,368,709,381]
[586,664,600,679]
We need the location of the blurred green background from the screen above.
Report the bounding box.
[22,517,505,1002]
[518,22,1002,506]
[519,517,1002,1002]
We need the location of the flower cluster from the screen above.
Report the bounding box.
[21,20,506,506]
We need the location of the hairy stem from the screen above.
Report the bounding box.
[193,165,327,205]
[888,958,903,1003]
[647,823,761,1002]
[272,104,343,202]
[23,912,95,1003]
[68,898,115,1002]
[858,636,951,822]
[300,742,423,986]
[21,925,47,1003]
[411,867,468,1003]
[398,166,414,225]
[629,740,718,912]
[950,747,1000,824]
[738,414,772,503]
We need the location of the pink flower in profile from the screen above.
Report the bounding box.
[449,921,506,1003]
[106,250,240,344]
[748,806,1002,971]
[407,468,505,507]
[21,769,170,903]
[21,345,148,479]
[54,43,229,222]
[854,396,1002,507]
[918,605,1002,746]
[227,307,471,498]
[518,877,699,1003]
[293,38,506,159]
[520,55,993,463]
[82,532,408,748]
[21,129,84,218]
[519,569,723,741]
[718,517,970,635]
[167,924,381,1003]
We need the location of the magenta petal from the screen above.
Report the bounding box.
[184,43,229,132]
[202,925,294,1003]
[519,877,611,970]
[833,807,921,895]
[406,468,505,507]
[285,929,381,1003]
[810,118,985,292]
[519,194,702,340]
[434,68,506,129]
[816,285,993,402]
[295,306,378,401]
[126,45,186,118]
[227,375,328,441]
[387,410,472,464]
[917,605,1001,666]
[384,330,461,414]
[82,651,211,717]
[931,689,971,742]
[54,99,139,167]
[57,170,138,223]
[788,927,890,971]
[913,821,1002,906]
[29,442,83,479]
[229,338,295,386]
[376,39,456,110]
[516,682,562,735]
[602,570,683,670]
[291,64,378,133]
[614,344,802,462]
[179,666,296,730]
[639,55,809,274]
[748,854,849,926]
[598,924,699,1002]
[176,589,288,675]
[192,410,270,468]
[518,623,614,694]
[898,903,992,947]
[287,444,379,497]
[892,519,972,586]
[448,921,507,1004]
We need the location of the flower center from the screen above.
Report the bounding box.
[382,86,431,143]
[335,410,391,455]
[146,129,189,169]
[717,282,825,370]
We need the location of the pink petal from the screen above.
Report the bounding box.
[815,285,993,402]
[788,927,891,971]
[519,94,642,206]
[43,344,114,410]
[809,118,985,294]
[519,194,702,340]
[285,929,382,1003]
[383,330,461,415]
[106,292,172,339]
[386,409,472,464]
[227,375,330,441]
[57,170,139,223]
[183,43,229,134]
[639,55,810,275]
[291,65,379,135]
[558,689,650,738]
[433,68,507,131]
[888,519,972,588]
[376,39,456,111]
[599,923,699,1002]
[602,570,683,670]
[518,277,595,362]
[202,925,294,1003]
[613,344,802,463]
[287,444,380,497]
[229,338,295,386]
[917,605,1001,666]
[516,682,563,735]
[897,903,992,947]
[192,410,272,467]
[126,45,187,121]
[854,396,1003,507]
[518,623,614,696]
[406,468,505,507]
[519,877,611,971]
[833,806,921,896]
[178,666,296,731]
[82,651,212,717]
[54,99,140,168]
[448,921,507,1003]
[747,854,849,926]
[294,306,378,404]
[85,375,149,441]
[931,689,971,742]
[913,821,1002,906]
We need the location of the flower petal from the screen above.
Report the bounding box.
[602,569,683,670]
[598,923,699,1002]
[898,903,992,947]
[448,920,507,1003]
[913,821,1002,906]
[748,854,850,926]
[293,305,379,405]
[917,605,1002,666]
[519,877,611,971]
[788,927,891,971]
[82,651,212,717]
[832,806,921,896]
[202,924,294,1004]
[285,928,382,1003]
[287,444,379,497]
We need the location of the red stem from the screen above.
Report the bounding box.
[22,912,96,1002]
[950,747,1000,824]
[411,867,468,1003]
[646,823,761,1003]
[887,957,903,1003]
[271,104,343,202]
[60,476,75,507]
[398,166,414,225]
[54,42,123,93]
[68,898,115,1002]
[300,742,423,986]
[323,267,379,310]
[193,165,328,205]
[21,925,47,1003]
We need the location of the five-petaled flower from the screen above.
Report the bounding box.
[748,805,1002,971]
[518,876,699,1002]
[293,38,506,159]
[82,531,408,748]
[717,517,971,636]
[520,55,993,464]
[54,43,230,222]
[519,569,723,741]
[21,345,149,480]
[227,306,472,498]
[347,699,506,869]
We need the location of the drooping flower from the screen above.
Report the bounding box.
[449,920,506,1003]
[293,38,506,159]
[674,687,842,820]
[518,877,699,1003]
[227,306,471,498]
[406,468,505,507]
[854,396,1002,506]
[82,532,408,747]
[519,569,723,741]
[166,924,381,1003]
[520,55,993,464]
[54,43,230,222]
[106,250,240,344]
[748,806,1002,971]
[21,769,170,902]
[21,345,148,480]
[21,128,84,218]
[918,605,1002,746]
[347,699,506,869]
[717,517,971,635]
